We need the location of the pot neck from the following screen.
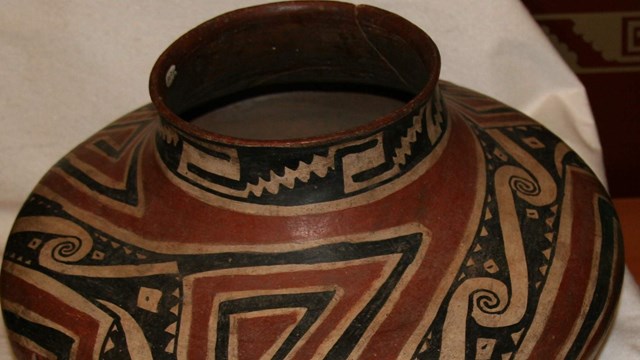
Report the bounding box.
[150,1,448,207]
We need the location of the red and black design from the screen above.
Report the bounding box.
[155,88,447,206]
[1,83,622,360]
[1,2,623,359]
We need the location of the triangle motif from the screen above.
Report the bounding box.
[230,308,306,360]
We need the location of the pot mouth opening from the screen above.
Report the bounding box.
[149,1,440,147]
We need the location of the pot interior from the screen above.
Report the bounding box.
[189,87,409,140]
[152,2,436,141]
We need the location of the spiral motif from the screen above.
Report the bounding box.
[509,173,540,197]
[473,288,507,315]
[10,215,178,277]
[466,279,511,324]
[10,216,96,271]
[440,278,513,356]
[439,130,561,357]
[491,130,557,206]
[45,236,92,263]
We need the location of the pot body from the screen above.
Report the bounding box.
[0,2,622,359]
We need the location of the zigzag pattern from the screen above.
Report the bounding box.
[243,102,436,198]
[159,88,448,203]
[393,107,425,167]
[244,153,336,197]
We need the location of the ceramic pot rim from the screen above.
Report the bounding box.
[149,1,440,148]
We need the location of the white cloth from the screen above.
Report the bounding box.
[0,1,638,358]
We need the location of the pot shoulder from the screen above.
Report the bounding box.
[1,83,623,359]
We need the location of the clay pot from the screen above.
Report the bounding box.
[1,2,622,359]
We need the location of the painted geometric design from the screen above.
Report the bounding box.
[409,83,620,359]
[2,264,114,359]
[156,88,448,206]
[3,197,428,359]
[475,338,497,359]
[214,292,332,359]
[137,287,164,313]
[1,83,621,359]
[522,136,545,149]
[54,105,155,208]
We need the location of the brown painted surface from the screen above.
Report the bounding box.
[0,2,623,359]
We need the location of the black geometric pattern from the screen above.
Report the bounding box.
[411,103,608,359]
[156,88,448,206]
[4,194,424,360]
[215,291,335,360]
